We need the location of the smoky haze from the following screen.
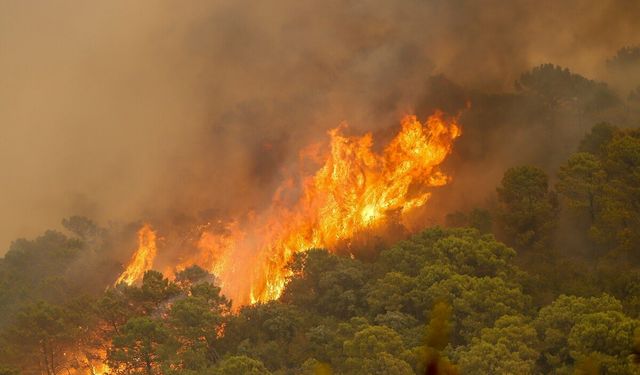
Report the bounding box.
[1,0,639,254]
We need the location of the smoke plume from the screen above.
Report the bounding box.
[1,0,639,253]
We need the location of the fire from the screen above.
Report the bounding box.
[116,111,460,305]
[115,224,157,285]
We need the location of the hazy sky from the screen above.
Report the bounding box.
[1,0,639,253]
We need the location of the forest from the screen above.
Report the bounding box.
[2,1,640,373]
[2,51,640,373]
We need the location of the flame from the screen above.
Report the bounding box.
[201,111,460,305]
[116,111,461,306]
[115,224,157,285]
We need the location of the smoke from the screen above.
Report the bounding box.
[1,0,639,253]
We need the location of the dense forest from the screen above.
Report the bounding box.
[2,44,640,373]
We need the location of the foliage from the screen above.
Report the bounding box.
[516,64,620,112]
[496,166,558,250]
[4,97,640,373]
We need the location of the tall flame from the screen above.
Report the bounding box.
[116,111,460,305]
[116,224,157,285]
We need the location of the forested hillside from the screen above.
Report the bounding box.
[1,117,640,373]
[3,40,640,374]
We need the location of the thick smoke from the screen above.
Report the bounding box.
[1,0,639,253]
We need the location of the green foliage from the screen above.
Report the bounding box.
[168,292,228,369]
[281,249,368,318]
[5,138,640,375]
[3,301,80,374]
[209,355,271,375]
[568,311,639,374]
[175,265,212,291]
[558,125,640,259]
[378,228,517,279]
[342,326,412,374]
[516,64,620,112]
[557,152,607,233]
[0,366,19,375]
[418,274,529,344]
[497,166,558,250]
[578,123,618,155]
[595,134,640,254]
[445,208,492,234]
[107,317,176,374]
[455,315,539,375]
[534,294,625,372]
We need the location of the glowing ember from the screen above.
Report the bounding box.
[115,224,157,285]
[116,111,460,305]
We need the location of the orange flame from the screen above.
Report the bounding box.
[117,111,460,305]
[115,224,157,285]
[202,111,460,305]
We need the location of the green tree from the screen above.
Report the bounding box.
[516,64,619,112]
[496,166,558,250]
[412,274,529,344]
[557,152,606,224]
[168,282,230,370]
[221,302,307,370]
[377,228,518,279]
[97,286,137,336]
[592,134,640,256]
[342,326,412,374]
[282,249,367,318]
[209,355,271,375]
[3,302,79,375]
[132,271,181,314]
[107,317,176,374]
[446,208,492,234]
[174,265,212,292]
[344,352,414,375]
[455,315,539,375]
[568,311,639,374]
[534,294,624,372]
[578,123,617,155]
[365,272,416,315]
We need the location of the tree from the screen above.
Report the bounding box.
[209,355,271,375]
[3,302,79,375]
[107,317,176,374]
[578,123,617,155]
[455,315,539,374]
[412,274,529,345]
[168,282,230,370]
[516,64,620,112]
[568,311,639,374]
[365,272,416,315]
[174,265,212,292]
[377,228,518,279]
[534,294,624,372]
[496,166,558,250]
[221,302,307,370]
[61,216,103,242]
[557,152,606,224]
[445,208,492,234]
[342,326,413,374]
[344,352,414,375]
[131,271,181,314]
[592,134,640,256]
[281,249,368,318]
